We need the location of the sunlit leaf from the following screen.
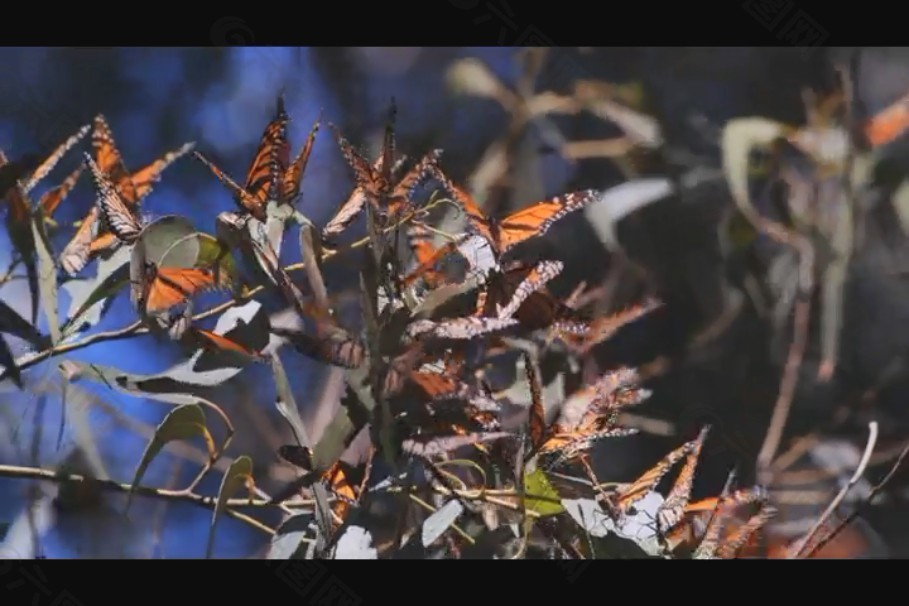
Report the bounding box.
[523,468,565,517]
[421,499,464,547]
[207,455,254,559]
[721,117,789,217]
[128,403,215,510]
[132,215,197,267]
[584,179,674,251]
[563,493,664,557]
[267,514,311,560]
[335,525,378,559]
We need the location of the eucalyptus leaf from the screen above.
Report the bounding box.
[61,245,132,338]
[271,353,310,448]
[30,215,60,343]
[523,468,565,517]
[267,514,312,559]
[0,335,21,388]
[335,525,378,559]
[421,499,464,547]
[0,298,46,348]
[207,455,254,558]
[128,403,215,510]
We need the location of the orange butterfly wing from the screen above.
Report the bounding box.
[190,328,263,359]
[524,354,547,452]
[92,115,137,203]
[22,123,90,195]
[39,164,84,218]
[497,189,599,254]
[129,142,196,202]
[84,154,142,243]
[242,99,289,213]
[282,119,319,203]
[144,267,226,314]
[865,91,909,148]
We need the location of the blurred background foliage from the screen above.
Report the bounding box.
[2,46,909,558]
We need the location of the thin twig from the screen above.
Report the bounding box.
[0,463,276,535]
[787,421,878,558]
[806,439,909,558]
[757,292,813,484]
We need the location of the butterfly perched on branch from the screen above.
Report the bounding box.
[322,99,443,241]
[433,167,601,259]
[195,95,319,222]
[60,115,194,276]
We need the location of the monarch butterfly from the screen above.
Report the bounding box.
[130,231,233,319]
[1,149,85,227]
[186,327,265,361]
[475,259,578,333]
[60,116,194,275]
[389,369,500,412]
[1,130,90,326]
[134,262,231,316]
[83,153,144,244]
[542,366,645,453]
[1,124,90,215]
[524,352,548,453]
[557,298,662,354]
[195,95,317,221]
[532,371,645,465]
[434,168,601,258]
[277,445,360,524]
[273,325,366,370]
[254,231,367,370]
[282,114,320,205]
[402,223,466,290]
[402,225,496,293]
[864,89,909,148]
[655,426,711,533]
[609,433,703,515]
[406,316,519,341]
[322,101,443,240]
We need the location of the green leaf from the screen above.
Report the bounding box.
[207,455,254,559]
[30,214,60,343]
[132,215,197,266]
[194,231,239,285]
[523,468,565,517]
[128,403,215,510]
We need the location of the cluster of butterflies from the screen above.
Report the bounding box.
[1,95,830,558]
